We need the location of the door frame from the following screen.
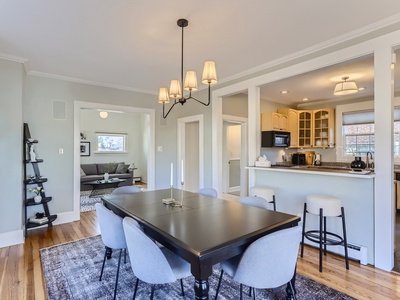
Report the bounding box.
[74,101,155,219]
[222,115,248,196]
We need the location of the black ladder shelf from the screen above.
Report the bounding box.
[23,123,57,236]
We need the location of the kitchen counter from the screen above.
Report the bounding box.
[247,165,375,179]
[247,165,375,264]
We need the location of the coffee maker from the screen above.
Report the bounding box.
[314,153,321,166]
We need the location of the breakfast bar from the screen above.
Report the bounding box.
[247,166,375,264]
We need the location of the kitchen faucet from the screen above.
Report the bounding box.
[366,152,374,169]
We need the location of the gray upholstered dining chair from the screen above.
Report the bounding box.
[238,196,272,210]
[122,217,192,299]
[111,186,142,194]
[215,226,302,300]
[197,187,218,198]
[95,203,127,300]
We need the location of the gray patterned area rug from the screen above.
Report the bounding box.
[40,235,355,300]
[80,189,115,212]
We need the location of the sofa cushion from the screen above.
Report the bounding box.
[81,175,103,183]
[81,164,98,175]
[116,163,129,174]
[80,168,86,177]
[98,162,118,174]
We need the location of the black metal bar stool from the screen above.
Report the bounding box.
[300,194,349,272]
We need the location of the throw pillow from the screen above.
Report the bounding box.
[80,168,86,177]
[116,163,129,174]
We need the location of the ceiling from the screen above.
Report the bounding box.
[2,1,400,104]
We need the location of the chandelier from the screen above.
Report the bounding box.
[158,19,218,118]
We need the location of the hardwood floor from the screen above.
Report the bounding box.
[1,210,400,299]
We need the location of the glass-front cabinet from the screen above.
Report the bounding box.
[298,110,312,147]
[313,108,335,148]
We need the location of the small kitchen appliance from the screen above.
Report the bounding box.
[314,154,321,166]
[292,153,306,165]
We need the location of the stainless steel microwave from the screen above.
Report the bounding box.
[261,131,291,147]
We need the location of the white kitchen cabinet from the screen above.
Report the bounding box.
[261,112,288,131]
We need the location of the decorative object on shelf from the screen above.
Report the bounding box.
[80,132,86,140]
[157,18,217,118]
[29,186,44,203]
[34,195,42,203]
[334,76,358,96]
[350,156,366,171]
[80,141,90,156]
[30,145,37,162]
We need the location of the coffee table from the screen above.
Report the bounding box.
[83,178,126,197]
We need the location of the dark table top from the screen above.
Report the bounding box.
[102,189,300,265]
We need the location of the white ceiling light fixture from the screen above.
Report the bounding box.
[333,76,359,96]
[158,19,217,118]
[99,111,108,119]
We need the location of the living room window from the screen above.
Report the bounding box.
[95,132,127,153]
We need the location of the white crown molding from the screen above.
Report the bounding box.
[28,70,158,95]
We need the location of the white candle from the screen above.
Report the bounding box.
[181,159,184,183]
[170,162,173,186]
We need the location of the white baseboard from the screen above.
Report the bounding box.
[228,186,240,193]
[0,229,24,248]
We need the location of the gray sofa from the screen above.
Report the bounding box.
[80,162,133,191]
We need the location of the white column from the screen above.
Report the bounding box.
[374,46,394,271]
[247,86,260,191]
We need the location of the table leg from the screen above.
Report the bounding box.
[194,278,209,300]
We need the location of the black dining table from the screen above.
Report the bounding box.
[102,188,300,300]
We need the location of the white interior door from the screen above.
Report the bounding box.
[177,115,204,192]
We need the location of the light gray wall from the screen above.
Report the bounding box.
[0,59,24,236]
[22,74,192,216]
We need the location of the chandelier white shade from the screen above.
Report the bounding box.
[158,18,217,118]
[334,76,359,96]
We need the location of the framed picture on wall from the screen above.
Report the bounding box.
[80,141,90,156]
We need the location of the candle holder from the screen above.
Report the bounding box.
[162,185,176,205]
[172,181,184,207]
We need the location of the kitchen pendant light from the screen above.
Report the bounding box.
[158,19,217,118]
[333,76,359,96]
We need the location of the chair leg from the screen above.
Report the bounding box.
[300,203,307,257]
[150,285,155,300]
[341,207,350,270]
[124,248,127,264]
[323,216,327,256]
[180,279,185,296]
[272,195,276,211]
[214,270,224,300]
[113,249,123,300]
[289,280,297,300]
[133,278,139,300]
[319,208,323,272]
[239,284,243,300]
[252,288,256,300]
[99,247,108,281]
[249,286,252,297]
